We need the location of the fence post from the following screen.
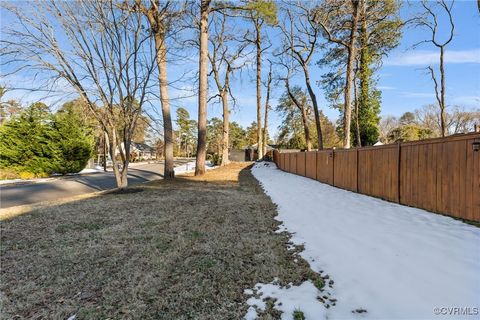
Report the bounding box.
[332,148,335,186]
[305,151,307,177]
[356,148,359,192]
[397,142,402,203]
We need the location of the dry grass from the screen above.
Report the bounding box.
[1,163,318,319]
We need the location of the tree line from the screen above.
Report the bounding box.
[0,95,260,178]
[1,0,478,189]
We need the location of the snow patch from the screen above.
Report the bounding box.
[250,162,480,319]
[77,167,103,174]
[174,161,217,174]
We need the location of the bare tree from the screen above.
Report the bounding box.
[415,104,480,135]
[285,81,312,151]
[131,0,185,179]
[278,1,324,149]
[0,86,23,125]
[316,0,360,148]
[243,1,277,159]
[417,0,455,137]
[262,60,273,156]
[208,13,247,166]
[246,15,265,159]
[379,115,399,143]
[193,0,211,175]
[1,0,156,189]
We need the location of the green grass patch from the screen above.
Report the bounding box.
[55,222,102,233]
[293,309,306,320]
[195,256,217,271]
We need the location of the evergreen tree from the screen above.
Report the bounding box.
[229,122,247,150]
[175,107,197,156]
[52,104,95,174]
[0,103,58,175]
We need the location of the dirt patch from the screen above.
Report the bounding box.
[1,162,317,319]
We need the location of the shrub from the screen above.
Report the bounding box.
[0,102,95,176]
[0,103,59,175]
[51,104,94,174]
[209,153,222,166]
[0,168,20,180]
[19,171,35,180]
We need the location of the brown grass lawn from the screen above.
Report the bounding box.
[0,163,320,319]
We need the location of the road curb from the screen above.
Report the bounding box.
[0,189,111,221]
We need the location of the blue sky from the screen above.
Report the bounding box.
[223,0,480,135]
[1,0,479,137]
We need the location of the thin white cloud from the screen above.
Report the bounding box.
[378,86,395,90]
[451,95,480,107]
[400,91,436,98]
[385,49,480,66]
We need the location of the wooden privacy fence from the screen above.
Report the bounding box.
[273,133,480,222]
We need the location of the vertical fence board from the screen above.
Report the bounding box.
[334,149,357,192]
[305,152,317,179]
[289,153,296,173]
[297,152,306,176]
[358,145,398,202]
[316,151,333,184]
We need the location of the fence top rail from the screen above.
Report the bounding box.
[275,132,480,154]
[397,132,479,146]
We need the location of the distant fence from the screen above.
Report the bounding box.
[273,133,480,222]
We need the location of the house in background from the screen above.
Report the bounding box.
[94,141,156,166]
[128,142,156,161]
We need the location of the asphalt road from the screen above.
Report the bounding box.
[0,160,192,209]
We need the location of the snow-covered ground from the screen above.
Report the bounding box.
[174,161,216,175]
[248,162,480,320]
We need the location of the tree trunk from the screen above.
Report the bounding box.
[354,77,361,147]
[357,1,368,147]
[303,66,323,150]
[119,167,128,189]
[154,31,175,179]
[439,46,446,137]
[255,21,263,160]
[195,0,210,175]
[262,116,268,157]
[343,0,360,149]
[262,98,269,158]
[220,91,230,166]
[103,131,108,172]
[107,129,128,189]
[286,81,311,151]
[119,139,130,189]
[301,107,312,151]
[263,64,272,157]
